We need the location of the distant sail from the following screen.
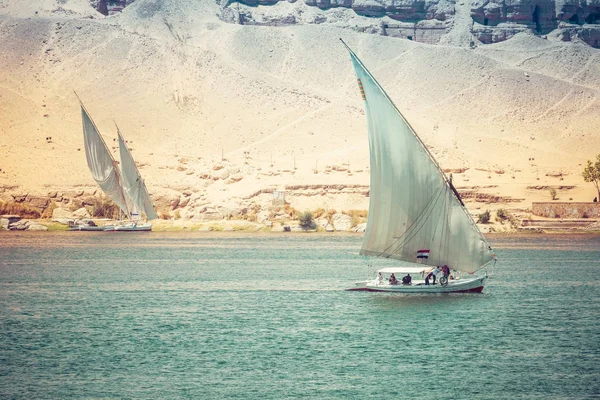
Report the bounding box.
[345,45,494,273]
[118,128,158,220]
[80,105,131,218]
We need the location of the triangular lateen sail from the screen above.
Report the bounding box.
[78,99,131,219]
[117,127,158,221]
[342,41,495,273]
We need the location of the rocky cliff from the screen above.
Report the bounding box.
[91,0,600,47]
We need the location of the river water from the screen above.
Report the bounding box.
[0,232,599,399]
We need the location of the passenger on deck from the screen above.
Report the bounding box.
[442,265,450,279]
[426,266,440,285]
[375,272,383,285]
[402,274,412,285]
[389,273,398,285]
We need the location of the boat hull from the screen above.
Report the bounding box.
[348,275,486,293]
[68,225,111,231]
[105,222,152,232]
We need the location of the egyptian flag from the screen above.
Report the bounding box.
[416,249,430,259]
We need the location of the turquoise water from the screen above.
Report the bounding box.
[1,232,599,399]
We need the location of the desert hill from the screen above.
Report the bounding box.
[0,0,599,225]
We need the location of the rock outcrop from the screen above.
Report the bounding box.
[471,1,600,46]
[87,0,599,47]
[217,0,599,47]
[0,215,48,231]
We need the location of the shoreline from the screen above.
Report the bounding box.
[1,219,599,237]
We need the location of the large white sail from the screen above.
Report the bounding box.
[117,128,158,221]
[344,43,495,273]
[80,104,131,219]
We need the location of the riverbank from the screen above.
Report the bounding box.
[2,216,599,235]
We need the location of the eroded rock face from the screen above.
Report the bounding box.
[471,0,600,46]
[92,0,136,16]
[220,0,599,46]
[88,0,599,47]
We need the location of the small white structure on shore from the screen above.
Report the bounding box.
[272,190,285,206]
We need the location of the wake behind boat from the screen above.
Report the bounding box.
[341,40,496,294]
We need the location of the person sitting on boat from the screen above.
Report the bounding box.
[402,274,412,285]
[389,273,398,285]
[375,272,383,285]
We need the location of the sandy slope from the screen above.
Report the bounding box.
[0,0,598,218]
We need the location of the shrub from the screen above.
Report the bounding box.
[246,212,257,222]
[0,201,41,219]
[174,210,181,220]
[496,209,508,221]
[283,203,297,218]
[87,196,120,219]
[477,210,491,224]
[343,209,368,227]
[297,210,314,228]
[549,187,558,200]
[157,208,171,220]
[325,209,337,224]
[41,201,57,219]
[313,208,326,219]
[68,199,83,212]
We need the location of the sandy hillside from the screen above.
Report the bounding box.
[0,0,599,219]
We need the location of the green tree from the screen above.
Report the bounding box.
[582,154,600,201]
[297,210,314,228]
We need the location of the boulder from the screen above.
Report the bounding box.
[256,211,270,223]
[354,222,367,233]
[53,218,74,226]
[332,213,353,231]
[195,206,223,221]
[52,207,73,219]
[27,223,48,231]
[1,215,20,230]
[72,207,91,219]
[227,173,244,183]
[12,194,27,202]
[315,218,329,228]
[179,196,190,208]
[153,193,181,210]
[9,220,30,230]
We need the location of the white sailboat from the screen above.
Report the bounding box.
[342,41,496,293]
[71,95,132,231]
[105,125,157,231]
[73,94,155,232]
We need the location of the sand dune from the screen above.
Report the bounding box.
[0,0,598,218]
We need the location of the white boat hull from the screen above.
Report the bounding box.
[348,275,487,293]
[68,225,112,231]
[104,222,152,232]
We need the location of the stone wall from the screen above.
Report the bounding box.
[532,202,600,218]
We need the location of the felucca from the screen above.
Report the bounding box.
[341,41,497,293]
